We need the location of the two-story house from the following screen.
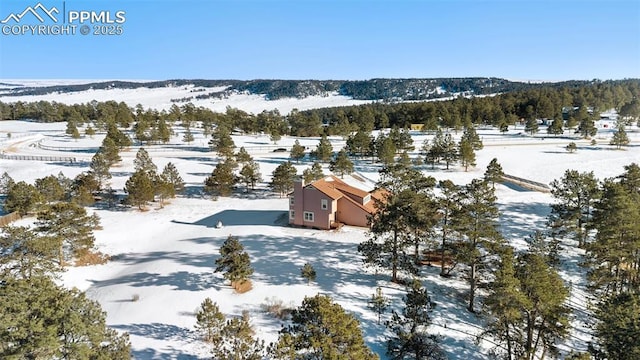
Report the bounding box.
[288,175,386,229]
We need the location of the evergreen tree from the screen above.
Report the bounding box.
[239,160,262,191]
[209,126,236,158]
[215,235,254,289]
[300,263,316,284]
[161,162,185,195]
[85,125,96,138]
[302,162,325,183]
[548,170,600,247]
[4,181,43,216]
[546,119,564,136]
[368,286,390,325]
[462,126,483,150]
[436,180,460,277]
[484,158,504,189]
[270,294,378,360]
[524,118,539,135]
[133,147,158,175]
[0,226,60,280]
[386,279,443,360]
[204,160,237,197]
[155,117,171,143]
[194,297,225,343]
[124,170,155,210]
[610,123,630,149]
[329,148,354,178]
[34,175,65,204]
[235,147,253,164]
[99,136,121,166]
[36,202,98,263]
[346,130,373,159]
[577,118,597,139]
[499,121,510,134]
[154,175,174,208]
[482,248,527,360]
[426,129,445,168]
[289,140,306,163]
[566,142,577,153]
[89,151,111,190]
[213,313,265,360]
[458,138,476,172]
[0,276,131,359]
[313,134,333,163]
[0,171,15,194]
[182,127,194,144]
[441,132,458,170]
[376,134,396,165]
[389,126,415,152]
[591,292,640,360]
[270,162,297,197]
[66,120,80,139]
[454,178,503,312]
[105,123,131,149]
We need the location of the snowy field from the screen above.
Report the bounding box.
[1,117,639,359]
[0,80,372,114]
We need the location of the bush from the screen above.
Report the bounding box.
[261,297,294,320]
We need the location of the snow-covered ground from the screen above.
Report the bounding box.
[0,80,372,114]
[2,118,639,359]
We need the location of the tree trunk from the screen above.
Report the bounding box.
[440,219,448,276]
[468,262,476,312]
[391,229,398,283]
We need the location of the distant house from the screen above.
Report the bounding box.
[289,176,386,229]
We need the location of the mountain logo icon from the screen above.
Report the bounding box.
[1,2,59,24]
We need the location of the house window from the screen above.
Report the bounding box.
[363,195,371,204]
[304,211,314,222]
[321,199,328,210]
[289,210,295,220]
[290,196,295,206]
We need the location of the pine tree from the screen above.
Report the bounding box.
[0,171,15,194]
[302,162,325,183]
[213,313,265,360]
[548,170,600,247]
[182,127,194,144]
[436,180,460,277]
[0,226,60,280]
[0,276,131,359]
[124,170,155,210]
[610,123,630,149]
[235,147,253,164]
[577,118,597,139]
[376,135,396,165]
[36,202,98,263]
[547,119,564,136]
[270,294,378,359]
[458,138,476,172]
[161,162,185,195]
[368,286,389,325]
[454,178,503,312]
[85,125,96,138]
[386,279,442,360]
[154,175,174,208]
[482,248,527,360]
[204,160,237,197]
[462,126,483,150]
[441,133,458,170]
[329,148,354,178]
[194,297,225,343]
[290,140,306,163]
[155,117,171,143]
[100,136,121,166]
[89,151,111,190]
[133,147,158,175]
[300,263,316,284]
[215,235,254,289]
[4,181,43,216]
[426,129,445,168]
[484,158,504,189]
[66,120,80,139]
[314,134,333,163]
[566,142,577,153]
[524,118,539,135]
[105,123,131,149]
[34,175,65,204]
[209,126,236,158]
[270,162,297,197]
[591,292,640,360]
[346,130,373,159]
[239,160,262,191]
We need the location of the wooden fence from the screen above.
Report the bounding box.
[0,212,21,227]
[501,174,550,193]
[0,153,77,163]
